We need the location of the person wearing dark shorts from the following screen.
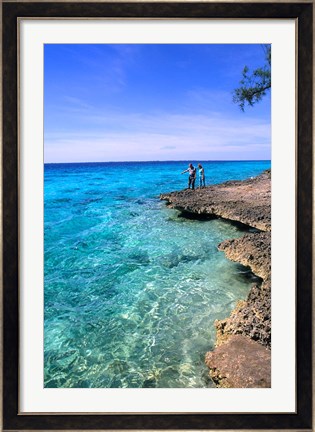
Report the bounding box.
[181,163,196,190]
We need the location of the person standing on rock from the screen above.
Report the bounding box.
[198,163,206,188]
[181,163,196,190]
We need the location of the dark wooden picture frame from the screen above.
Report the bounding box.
[2,1,313,430]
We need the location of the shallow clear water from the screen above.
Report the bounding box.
[44,160,270,388]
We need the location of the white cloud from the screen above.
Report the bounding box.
[160,145,177,150]
[45,109,270,162]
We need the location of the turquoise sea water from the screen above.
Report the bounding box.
[44,160,270,388]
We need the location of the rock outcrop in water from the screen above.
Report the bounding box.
[204,334,271,388]
[160,169,271,388]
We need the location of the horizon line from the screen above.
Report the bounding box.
[44,159,271,165]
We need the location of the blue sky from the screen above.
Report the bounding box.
[44,44,271,163]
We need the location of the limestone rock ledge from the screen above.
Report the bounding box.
[215,232,271,349]
[160,169,271,232]
[208,226,271,387]
[205,335,271,388]
[218,232,271,281]
[215,280,271,349]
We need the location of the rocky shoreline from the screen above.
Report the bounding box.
[160,169,271,388]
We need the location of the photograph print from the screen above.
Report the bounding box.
[44,43,271,389]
